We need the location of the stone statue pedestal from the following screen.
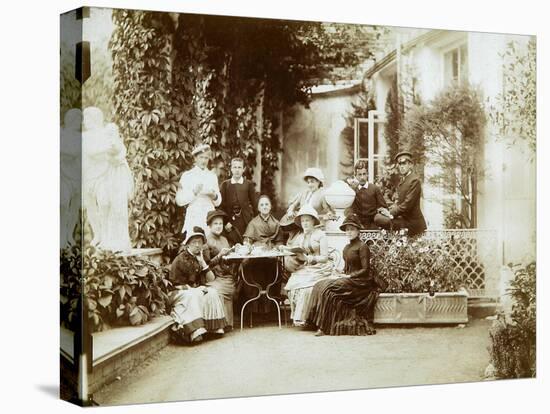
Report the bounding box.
[119,248,163,264]
[324,180,356,269]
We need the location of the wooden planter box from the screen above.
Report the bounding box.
[373,292,468,324]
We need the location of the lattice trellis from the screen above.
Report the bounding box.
[359,229,498,297]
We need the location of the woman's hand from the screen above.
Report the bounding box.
[193,183,203,195]
[219,247,231,257]
[204,188,218,200]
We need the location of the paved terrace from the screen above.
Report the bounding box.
[95,318,492,405]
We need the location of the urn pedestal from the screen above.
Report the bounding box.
[324,180,356,233]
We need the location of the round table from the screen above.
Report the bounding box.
[225,252,294,330]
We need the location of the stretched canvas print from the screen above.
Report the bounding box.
[60,5,536,407]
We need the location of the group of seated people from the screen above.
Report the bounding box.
[168,143,426,343]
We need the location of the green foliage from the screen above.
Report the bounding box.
[400,83,486,228]
[489,261,536,378]
[374,163,400,205]
[385,74,403,162]
[60,45,114,123]
[60,244,82,331]
[374,75,405,204]
[60,244,172,333]
[490,39,536,156]
[370,232,465,293]
[82,47,114,121]
[60,48,81,121]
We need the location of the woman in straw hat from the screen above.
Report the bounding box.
[306,214,386,336]
[175,143,222,236]
[169,226,227,343]
[282,204,335,326]
[282,167,335,228]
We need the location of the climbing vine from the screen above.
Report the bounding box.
[490,38,536,157]
[111,10,187,259]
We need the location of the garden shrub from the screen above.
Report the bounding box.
[488,261,536,378]
[369,231,465,293]
[61,245,172,333]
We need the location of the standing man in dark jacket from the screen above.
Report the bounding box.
[377,151,427,236]
[219,157,258,245]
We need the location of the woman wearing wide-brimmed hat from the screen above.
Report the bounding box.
[306,214,386,336]
[282,204,335,326]
[282,167,335,228]
[175,143,222,236]
[204,210,238,329]
[169,226,227,343]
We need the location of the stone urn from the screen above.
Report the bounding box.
[324,180,356,232]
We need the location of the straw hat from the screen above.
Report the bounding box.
[294,204,321,227]
[191,143,211,156]
[206,210,227,226]
[303,167,325,185]
[183,226,207,245]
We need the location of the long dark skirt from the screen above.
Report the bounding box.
[307,276,380,336]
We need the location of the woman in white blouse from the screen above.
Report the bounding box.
[175,143,222,235]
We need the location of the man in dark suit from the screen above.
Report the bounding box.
[219,157,258,245]
[376,151,427,236]
[345,160,389,230]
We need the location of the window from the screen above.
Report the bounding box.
[443,44,468,86]
[354,111,386,182]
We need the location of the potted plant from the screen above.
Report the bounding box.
[368,230,469,324]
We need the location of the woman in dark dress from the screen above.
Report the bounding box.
[307,214,386,336]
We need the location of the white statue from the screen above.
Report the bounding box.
[60,108,82,248]
[82,107,134,253]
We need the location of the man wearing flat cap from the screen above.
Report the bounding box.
[376,151,427,236]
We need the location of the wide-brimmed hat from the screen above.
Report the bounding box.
[394,150,413,163]
[279,213,297,228]
[303,167,325,185]
[294,204,321,227]
[206,209,227,226]
[191,143,211,156]
[339,214,363,231]
[183,226,206,245]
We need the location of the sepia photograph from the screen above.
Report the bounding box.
[59,3,536,407]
